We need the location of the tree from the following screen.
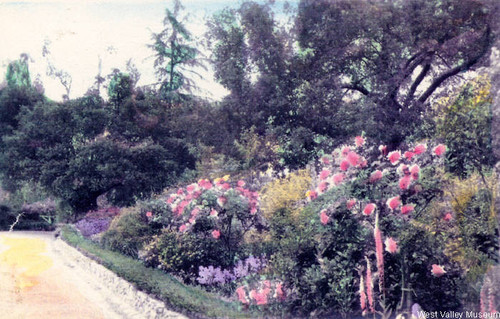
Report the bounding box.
[295,0,493,147]
[150,0,204,104]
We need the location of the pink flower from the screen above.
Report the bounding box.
[321,156,331,165]
[306,190,318,201]
[221,183,231,190]
[413,143,427,155]
[347,151,360,166]
[198,179,213,190]
[365,257,374,313]
[379,145,388,156]
[250,289,268,305]
[434,144,447,156]
[167,195,176,204]
[237,180,246,187]
[236,286,248,304]
[217,196,227,207]
[431,264,446,277]
[386,196,401,211]
[359,274,366,311]
[388,150,401,165]
[385,237,398,254]
[189,217,196,224]
[374,213,385,294]
[399,176,412,190]
[319,169,330,180]
[320,209,329,225]
[443,213,453,221]
[250,206,257,214]
[363,203,376,216]
[355,136,365,147]
[401,204,415,215]
[369,170,383,183]
[146,211,153,218]
[191,207,200,217]
[210,209,218,217]
[332,173,345,185]
[359,158,368,168]
[318,181,329,193]
[186,184,196,193]
[179,224,187,232]
[341,146,351,157]
[177,188,184,195]
[404,151,415,161]
[397,164,409,176]
[340,160,350,171]
[346,199,356,210]
[212,229,220,239]
[275,283,285,301]
[410,164,420,180]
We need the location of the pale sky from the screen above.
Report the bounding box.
[0,0,293,101]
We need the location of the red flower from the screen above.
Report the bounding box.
[443,213,453,221]
[399,176,412,190]
[431,264,446,277]
[369,170,383,183]
[401,204,415,215]
[434,144,447,156]
[320,209,329,225]
[388,150,401,165]
[355,136,365,147]
[363,203,376,216]
[212,229,220,239]
[404,151,415,161]
[413,143,427,155]
[340,160,350,171]
[346,199,356,210]
[386,196,401,211]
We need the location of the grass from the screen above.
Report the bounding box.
[60,225,261,318]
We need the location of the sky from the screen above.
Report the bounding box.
[0,0,295,101]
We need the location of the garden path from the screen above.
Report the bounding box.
[0,231,186,319]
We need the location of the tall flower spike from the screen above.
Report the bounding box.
[359,273,366,311]
[365,257,374,313]
[375,212,385,295]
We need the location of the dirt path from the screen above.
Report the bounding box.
[0,231,187,319]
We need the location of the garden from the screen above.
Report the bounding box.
[1,0,499,318]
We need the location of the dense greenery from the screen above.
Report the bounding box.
[1,0,498,317]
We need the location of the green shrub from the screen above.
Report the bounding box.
[101,208,154,257]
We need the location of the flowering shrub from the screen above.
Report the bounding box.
[164,175,265,259]
[235,279,286,306]
[75,208,120,237]
[196,255,267,286]
[298,135,466,316]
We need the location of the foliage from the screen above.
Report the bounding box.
[1,95,193,215]
[259,168,311,220]
[5,54,31,88]
[150,0,203,103]
[436,74,496,177]
[101,207,154,257]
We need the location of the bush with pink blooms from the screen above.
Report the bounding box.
[139,176,266,282]
[280,135,468,317]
